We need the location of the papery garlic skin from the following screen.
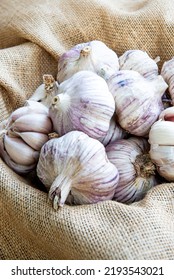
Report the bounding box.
[161,57,174,105]
[149,119,174,181]
[57,40,119,83]
[37,131,119,209]
[29,74,58,107]
[119,50,160,79]
[98,115,128,146]
[106,137,157,204]
[108,70,168,136]
[49,71,115,139]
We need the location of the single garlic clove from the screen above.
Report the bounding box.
[37,131,119,209]
[106,137,157,204]
[108,70,168,136]
[13,131,49,150]
[119,50,160,79]
[0,137,36,174]
[4,134,39,165]
[24,100,49,114]
[57,40,119,83]
[159,106,174,122]
[11,113,52,134]
[49,71,115,139]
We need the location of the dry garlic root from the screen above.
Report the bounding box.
[49,70,115,139]
[107,70,168,136]
[29,74,58,107]
[0,101,52,174]
[161,57,174,105]
[119,50,160,79]
[106,137,157,203]
[149,107,174,181]
[36,131,119,209]
[57,40,119,83]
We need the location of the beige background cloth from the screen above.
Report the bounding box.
[0,0,174,259]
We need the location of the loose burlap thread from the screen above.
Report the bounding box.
[0,0,174,260]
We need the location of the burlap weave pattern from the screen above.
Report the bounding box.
[0,0,174,259]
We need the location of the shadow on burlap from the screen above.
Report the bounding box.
[0,0,174,259]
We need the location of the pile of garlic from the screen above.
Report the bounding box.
[1,39,174,210]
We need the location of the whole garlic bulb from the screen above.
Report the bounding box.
[149,107,174,181]
[0,101,53,174]
[107,70,168,136]
[36,131,119,209]
[119,50,160,79]
[105,137,157,204]
[29,74,58,107]
[57,40,119,83]
[49,71,115,139]
[161,57,174,105]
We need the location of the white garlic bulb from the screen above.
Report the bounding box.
[0,101,53,174]
[37,131,119,209]
[49,70,115,139]
[106,137,157,204]
[107,70,168,136]
[57,40,119,83]
[161,57,174,105]
[29,74,58,107]
[119,50,160,79]
[98,115,128,146]
[149,107,174,181]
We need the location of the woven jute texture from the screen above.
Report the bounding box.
[0,0,174,260]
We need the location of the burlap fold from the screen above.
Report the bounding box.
[0,0,174,259]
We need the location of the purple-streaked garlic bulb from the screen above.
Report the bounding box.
[107,70,168,136]
[161,57,174,105]
[105,137,157,204]
[36,131,119,209]
[98,114,128,146]
[149,107,174,181]
[49,70,115,139]
[57,40,119,83]
[119,50,160,79]
[0,101,53,174]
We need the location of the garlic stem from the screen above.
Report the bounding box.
[134,153,156,178]
[80,46,91,57]
[49,175,72,209]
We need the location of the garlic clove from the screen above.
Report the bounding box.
[57,40,119,83]
[11,113,52,134]
[149,120,174,146]
[159,106,174,121]
[24,100,49,114]
[4,134,39,165]
[13,131,49,150]
[0,137,36,174]
[119,50,159,79]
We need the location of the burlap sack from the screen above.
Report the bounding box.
[0,0,174,260]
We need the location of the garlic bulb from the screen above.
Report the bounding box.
[49,70,115,139]
[57,40,119,83]
[161,57,174,105]
[105,137,157,203]
[107,70,168,136]
[29,74,58,107]
[119,50,160,79]
[0,101,53,174]
[98,114,128,146]
[37,131,119,209]
[149,107,174,181]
